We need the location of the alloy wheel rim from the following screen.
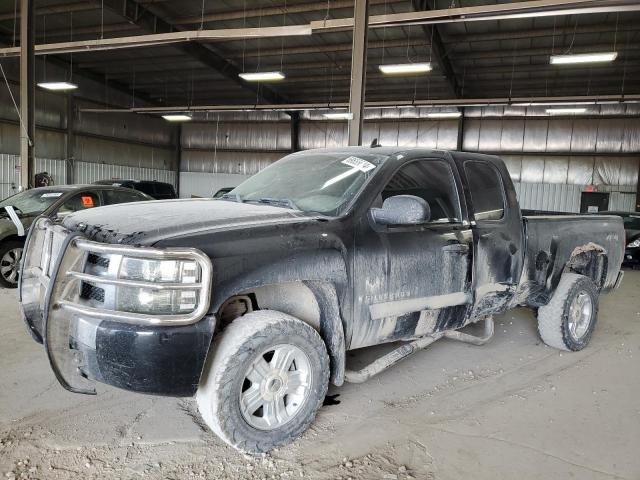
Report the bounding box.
[568,291,593,340]
[239,343,312,431]
[0,248,22,284]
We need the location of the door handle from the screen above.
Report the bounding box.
[442,243,469,254]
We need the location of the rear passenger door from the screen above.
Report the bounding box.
[459,157,524,317]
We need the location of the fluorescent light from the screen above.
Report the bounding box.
[550,52,617,65]
[545,108,587,115]
[162,114,192,122]
[37,81,78,91]
[239,71,285,82]
[427,112,461,119]
[323,112,353,120]
[378,63,432,75]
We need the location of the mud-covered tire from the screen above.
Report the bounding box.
[537,273,599,351]
[196,310,329,453]
[0,241,23,288]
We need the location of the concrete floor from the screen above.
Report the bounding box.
[1,272,639,480]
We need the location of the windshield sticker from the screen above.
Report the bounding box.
[41,192,63,198]
[81,196,95,208]
[341,156,376,172]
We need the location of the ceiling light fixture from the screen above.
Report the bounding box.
[239,71,285,82]
[426,112,462,118]
[378,63,432,75]
[550,52,617,65]
[37,81,78,91]
[323,112,354,120]
[162,114,192,122]
[545,108,587,115]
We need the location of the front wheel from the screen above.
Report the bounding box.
[537,273,599,351]
[0,241,23,288]
[196,310,329,453]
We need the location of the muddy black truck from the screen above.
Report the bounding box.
[19,147,624,452]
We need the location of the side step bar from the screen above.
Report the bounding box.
[344,317,494,384]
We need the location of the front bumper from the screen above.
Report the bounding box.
[19,217,215,396]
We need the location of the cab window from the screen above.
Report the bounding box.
[102,189,148,205]
[464,161,505,221]
[58,192,100,214]
[381,159,461,223]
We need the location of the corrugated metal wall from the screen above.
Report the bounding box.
[74,161,176,187]
[178,108,638,210]
[0,154,68,199]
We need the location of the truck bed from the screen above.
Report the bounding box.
[516,214,624,306]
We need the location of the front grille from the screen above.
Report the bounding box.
[87,253,110,269]
[80,281,105,303]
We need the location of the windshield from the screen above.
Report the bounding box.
[0,189,66,215]
[229,151,388,215]
[623,214,640,230]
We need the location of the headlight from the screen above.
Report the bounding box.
[68,239,212,324]
[627,239,640,248]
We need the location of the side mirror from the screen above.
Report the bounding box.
[54,210,73,221]
[370,195,431,226]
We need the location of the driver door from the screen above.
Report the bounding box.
[350,157,472,349]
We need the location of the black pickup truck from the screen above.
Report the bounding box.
[19,147,624,453]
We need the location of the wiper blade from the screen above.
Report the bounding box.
[257,197,299,210]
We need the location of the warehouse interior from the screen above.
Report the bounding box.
[1,1,639,479]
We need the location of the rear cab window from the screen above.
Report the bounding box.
[102,189,150,205]
[464,161,505,222]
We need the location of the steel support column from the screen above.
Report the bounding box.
[289,111,301,152]
[347,0,368,146]
[65,95,75,184]
[19,0,34,190]
[457,108,465,150]
[175,124,182,197]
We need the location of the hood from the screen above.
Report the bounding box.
[62,198,312,245]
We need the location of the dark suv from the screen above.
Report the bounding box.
[93,180,177,200]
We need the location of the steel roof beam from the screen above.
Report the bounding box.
[99,0,288,105]
[410,0,459,98]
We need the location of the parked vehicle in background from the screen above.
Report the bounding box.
[598,211,640,268]
[93,180,177,200]
[213,187,233,198]
[0,185,151,287]
[20,148,624,453]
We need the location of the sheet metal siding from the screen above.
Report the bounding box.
[179,172,250,198]
[514,182,582,213]
[181,122,291,151]
[74,161,176,187]
[74,136,176,170]
[181,150,284,176]
[77,112,176,147]
[0,154,67,200]
[463,117,640,155]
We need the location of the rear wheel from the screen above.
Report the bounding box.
[537,273,599,351]
[196,310,329,453]
[0,241,23,288]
